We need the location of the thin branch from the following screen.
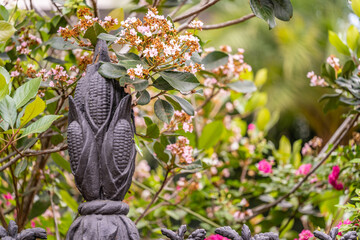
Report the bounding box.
[135,170,171,224]
[243,113,360,222]
[0,145,68,172]
[168,0,187,19]
[173,0,220,22]
[201,13,255,30]
[50,0,73,27]
[90,0,99,18]
[0,206,7,229]
[196,88,220,111]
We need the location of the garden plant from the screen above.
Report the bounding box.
[0,0,360,239]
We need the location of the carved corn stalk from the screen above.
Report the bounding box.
[66,40,139,240]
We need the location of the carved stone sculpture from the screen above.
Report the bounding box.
[0,220,46,240]
[66,40,139,240]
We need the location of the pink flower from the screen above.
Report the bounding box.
[336,219,352,236]
[205,234,230,240]
[296,163,312,176]
[3,193,13,206]
[294,229,314,240]
[257,159,272,174]
[10,71,20,77]
[247,123,255,131]
[301,143,312,156]
[31,220,36,228]
[328,166,344,190]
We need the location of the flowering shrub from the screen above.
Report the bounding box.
[1,0,360,239]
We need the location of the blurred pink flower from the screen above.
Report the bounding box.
[205,234,230,240]
[328,166,344,190]
[3,193,13,206]
[294,229,314,240]
[296,163,312,176]
[336,219,352,236]
[31,220,36,228]
[301,143,312,156]
[258,159,272,174]
[247,123,255,131]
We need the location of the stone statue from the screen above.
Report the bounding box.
[66,40,139,240]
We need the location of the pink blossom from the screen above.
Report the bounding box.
[328,166,344,190]
[31,220,36,228]
[49,81,55,87]
[222,168,230,178]
[301,143,312,156]
[257,159,272,174]
[336,219,352,236]
[10,71,20,77]
[205,234,230,240]
[247,123,255,131]
[296,163,312,176]
[294,229,314,240]
[3,193,13,206]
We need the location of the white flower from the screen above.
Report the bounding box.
[189,20,204,29]
[134,64,143,76]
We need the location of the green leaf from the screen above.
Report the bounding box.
[278,135,291,164]
[22,115,61,136]
[347,25,359,51]
[146,123,160,138]
[59,190,78,212]
[107,8,124,30]
[352,0,360,18]
[256,108,271,131]
[45,37,80,50]
[153,76,174,90]
[134,135,143,156]
[14,159,27,177]
[228,80,257,93]
[202,51,229,70]
[99,62,126,79]
[83,22,107,46]
[13,77,41,108]
[328,31,351,56]
[160,71,200,92]
[166,95,194,116]
[254,68,268,87]
[272,0,293,21]
[154,99,174,124]
[198,121,224,149]
[20,96,45,126]
[350,158,360,163]
[0,6,9,21]
[136,90,150,105]
[153,142,169,162]
[0,96,17,127]
[51,153,71,172]
[0,76,9,102]
[118,60,147,69]
[0,21,16,42]
[250,0,276,29]
[97,33,117,42]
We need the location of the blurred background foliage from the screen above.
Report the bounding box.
[193,0,350,143]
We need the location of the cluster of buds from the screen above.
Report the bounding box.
[36,65,79,88]
[209,46,252,81]
[301,136,323,156]
[127,64,150,80]
[58,8,118,46]
[72,50,93,71]
[162,110,194,133]
[166,136,194,164]
[15,30,42,55]
[116,8,203,79]
[326,55,341,73]
[307,71,328,87]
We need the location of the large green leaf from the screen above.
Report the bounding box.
[228,80,257,93]
[22,115,61,136]
[250,0,276,29]
[20,96,45,126]
[0,20,16,41]
[198,121,224,149]
[98,62,127,79]
[347,25,359,51]
[83,22,107,46]
[154,99,174,123]
[46,37,80,50]
[329,31,351,56]
[0,67,10,101]
[202,51,229,70]
[136,90,150,105]
[272,0,293,21]
[256,107,271,131]
[160,71,199,92]
[352,0,360,18]
[13,77,41,108]
[14,159,27,177]
[59,190,78,212]
[0,96,17,128]
[146,123,160,138]
[153,76,174,90]
[97,33,117,42]
[51,152,71,172]
[0,6,9,21]
[167,95,194,116]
